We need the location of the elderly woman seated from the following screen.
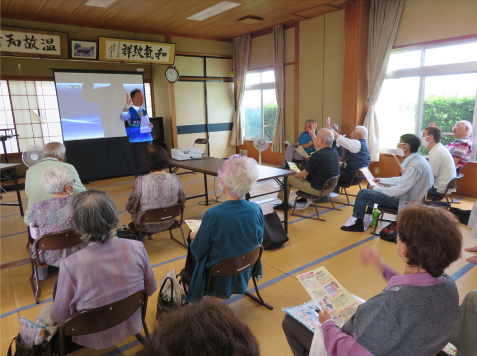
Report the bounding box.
[28,165,88,267]
[51,190,157,351]
[126,145,186,239]
[183,155,264,302]
[282,204,462,356]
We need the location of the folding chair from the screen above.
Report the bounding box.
[426,174,464,208]
[58,290,150,356]
[180,245,273,310]
[30,229,84,304]
[128,204,187,248]
[291,175,341,222]
[336,169,365,205]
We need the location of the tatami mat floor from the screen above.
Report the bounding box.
[1,171,476,355]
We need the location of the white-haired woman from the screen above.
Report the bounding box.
[28,165,88,267]
[184,155,264,302]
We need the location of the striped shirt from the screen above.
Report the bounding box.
[50,238,157,350]
[446,137,472,169]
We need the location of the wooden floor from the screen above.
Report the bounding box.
[1,170,476,355]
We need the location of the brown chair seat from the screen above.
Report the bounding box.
[336,169,366,205]
[425,174,464,207]
[291,175,340,222]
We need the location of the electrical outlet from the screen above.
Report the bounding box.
[374,167,379,174]
[240,149,247,156]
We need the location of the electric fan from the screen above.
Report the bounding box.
[253,133,270,165]
[22,144,43,167]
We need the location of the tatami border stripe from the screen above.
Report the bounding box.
[451,262,477,281]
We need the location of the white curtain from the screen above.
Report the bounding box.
[230,34,251,147]
[362,0,404,162]
[272,25,285,153]
[471,92,477,162]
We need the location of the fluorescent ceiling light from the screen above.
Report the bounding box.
[187,1,240,21]
[85,0,117,8]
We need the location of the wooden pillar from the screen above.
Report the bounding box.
[341,0,370,135]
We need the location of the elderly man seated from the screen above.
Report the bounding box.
[281,119,316,169]
[274,129,340,211]
[421,125,456,197]
[24,142,86,228]
[341,134,433,232]
[326,117,371,185]
[431,120,473,171]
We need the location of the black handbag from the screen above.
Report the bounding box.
[262,212,289,250]
[7,335,52,356]
[379,221,398,243]
[449,207,471,225]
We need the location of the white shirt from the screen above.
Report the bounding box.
[374,153,420,197]
[120,105,144,123]
[428,143,456,194]
[335,135,361,154]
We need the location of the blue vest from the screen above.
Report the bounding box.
[125,107,153,143]
[344,139,370,174]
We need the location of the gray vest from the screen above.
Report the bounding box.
[342,274,460,356]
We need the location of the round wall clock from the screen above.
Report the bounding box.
[165,67,179,83]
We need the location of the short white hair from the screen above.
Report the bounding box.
[458,120,473,135]
[218,155,259,199]
[318,129,334,146]
[40,165,73,194]
[43,142,66,159]
[355,126,368,139]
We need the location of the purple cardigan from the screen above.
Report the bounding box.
[50,237,157,350]
[321,265,444,356]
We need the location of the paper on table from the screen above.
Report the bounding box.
[297,266,360,327]
[287,161,300,173]
[140,115,152,133]
[295,146,310,159]
[184,219,201,232]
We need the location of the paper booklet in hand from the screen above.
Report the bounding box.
[295,146,310,159]
[359,167,375,186]
[184,219,201,232]
[283,266,362,332]
[140,114,152,133]
[287,161,300,173]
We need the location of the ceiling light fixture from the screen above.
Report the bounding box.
[238,16,263,24]
[186,1,240,21]
[85,0,117,8]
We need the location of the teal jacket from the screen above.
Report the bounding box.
[185,199,264,302]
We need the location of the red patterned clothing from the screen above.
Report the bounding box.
[447,137,472,169]
[126,173,186,233]
[28,196,88,267]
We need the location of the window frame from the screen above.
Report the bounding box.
[243,69,277,142]
[379,38,477,157]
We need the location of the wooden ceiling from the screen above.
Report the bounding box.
[1,0,348,41]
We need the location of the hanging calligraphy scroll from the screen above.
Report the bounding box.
[0,26,68,59]
[98,37,176,65]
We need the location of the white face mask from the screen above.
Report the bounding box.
[396,144,407,157]
[218,182,224,191]
[420,136,431,148]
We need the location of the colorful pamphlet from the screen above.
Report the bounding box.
[296,266,361,327]
[184,219,201,232]
[295,146,310,159]
[19,317,46,348]
[287,161,300,173]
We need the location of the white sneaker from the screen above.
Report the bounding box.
[296,200,312,210]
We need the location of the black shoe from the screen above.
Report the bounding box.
[297,198,308,203]
[273,203,291,211]
[341,218,365,232]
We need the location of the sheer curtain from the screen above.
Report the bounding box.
[362,0,404,162]
[471,92,477,162]
[272,25,285,153]
[230,34,251,147]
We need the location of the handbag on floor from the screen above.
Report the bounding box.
[263,212,289,250]
[449,207,471,225]
[156,270,184,319]
[379,221,398,243]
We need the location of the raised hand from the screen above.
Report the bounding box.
[326,117,331,129]
[308,122,318,135]
[429,122,436,127]
[126,93,132,106]
[359,247,385,272]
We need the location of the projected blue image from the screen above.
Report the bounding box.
[56,81,145,141]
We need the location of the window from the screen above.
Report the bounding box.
[0,80,154,154]
[243,70,277,141]
[375,40,477,160]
